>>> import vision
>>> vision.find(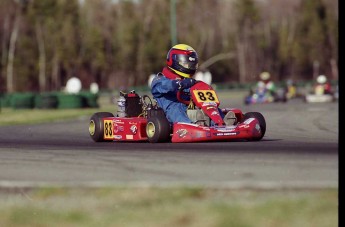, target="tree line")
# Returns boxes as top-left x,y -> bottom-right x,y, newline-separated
0,0 -> 338,93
